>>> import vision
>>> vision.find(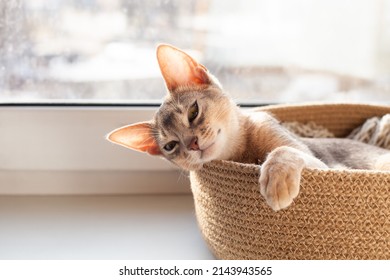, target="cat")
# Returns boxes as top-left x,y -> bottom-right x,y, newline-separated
107,44 -> 390,211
